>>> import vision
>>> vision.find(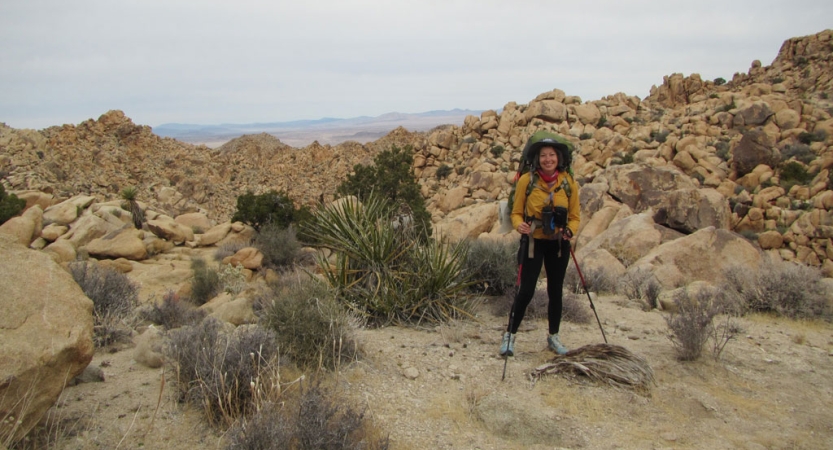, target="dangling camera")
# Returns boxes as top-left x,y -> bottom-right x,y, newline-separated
542,205 -> 568,236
